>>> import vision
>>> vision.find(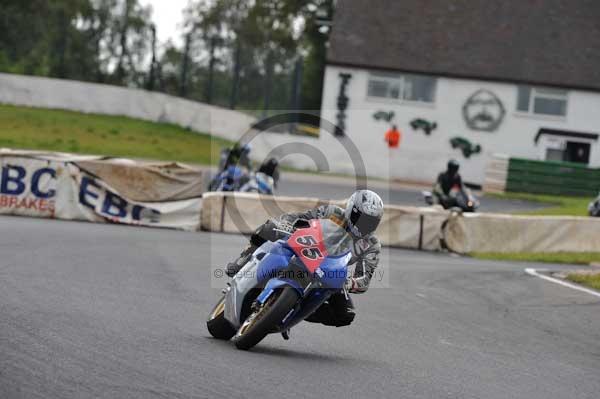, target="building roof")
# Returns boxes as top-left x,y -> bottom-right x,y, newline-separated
327,0 -> 600,91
